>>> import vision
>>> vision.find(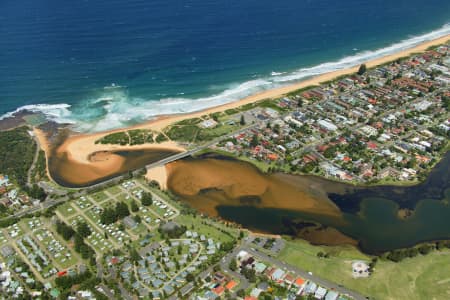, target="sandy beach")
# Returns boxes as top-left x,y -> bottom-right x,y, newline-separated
36,34 -> 449,186
145,165 -> 168,189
